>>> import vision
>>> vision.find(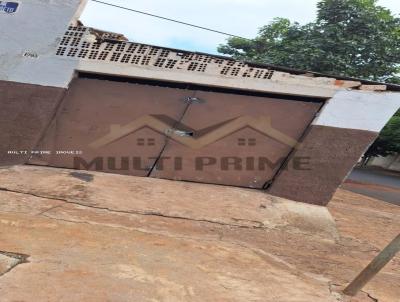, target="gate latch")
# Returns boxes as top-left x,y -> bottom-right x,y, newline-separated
184,96 -> 205,104
165,128 -> 194,137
